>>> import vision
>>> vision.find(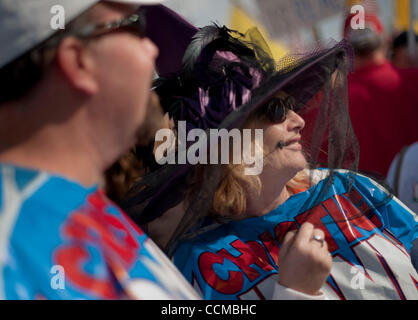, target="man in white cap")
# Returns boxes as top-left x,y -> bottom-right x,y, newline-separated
0,0 -> 199,299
